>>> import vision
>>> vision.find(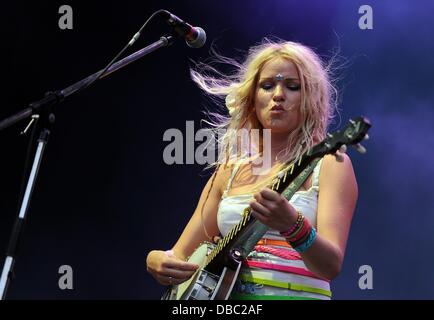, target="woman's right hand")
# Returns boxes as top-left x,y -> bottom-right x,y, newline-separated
146,250 -> 199,286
